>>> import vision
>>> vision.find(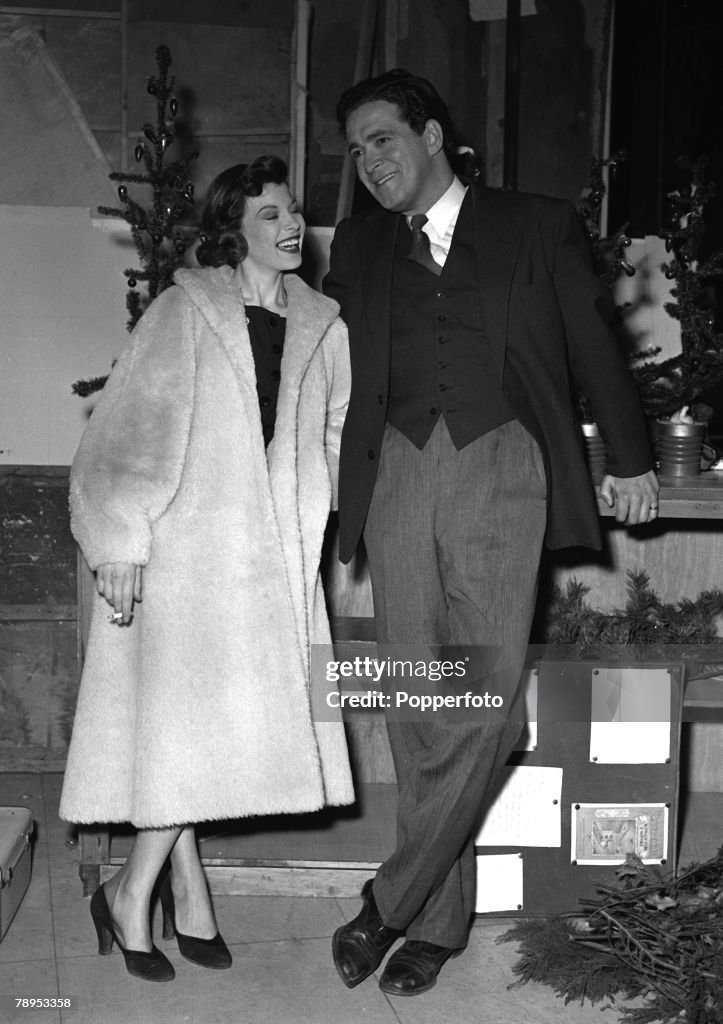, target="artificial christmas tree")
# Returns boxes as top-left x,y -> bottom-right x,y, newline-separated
631,157 -> 723,424
73,45 -> 198,397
